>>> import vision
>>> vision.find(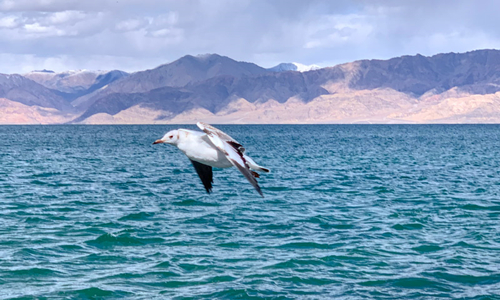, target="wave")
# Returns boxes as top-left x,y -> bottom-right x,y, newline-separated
85,233 -> 164,248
